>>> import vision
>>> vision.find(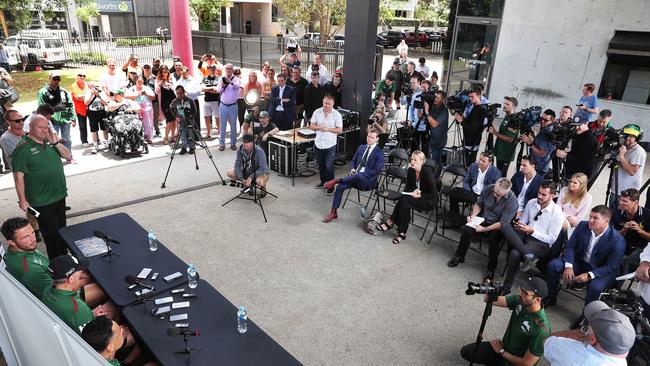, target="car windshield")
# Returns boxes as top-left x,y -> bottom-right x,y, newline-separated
44,39 -> 64,48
